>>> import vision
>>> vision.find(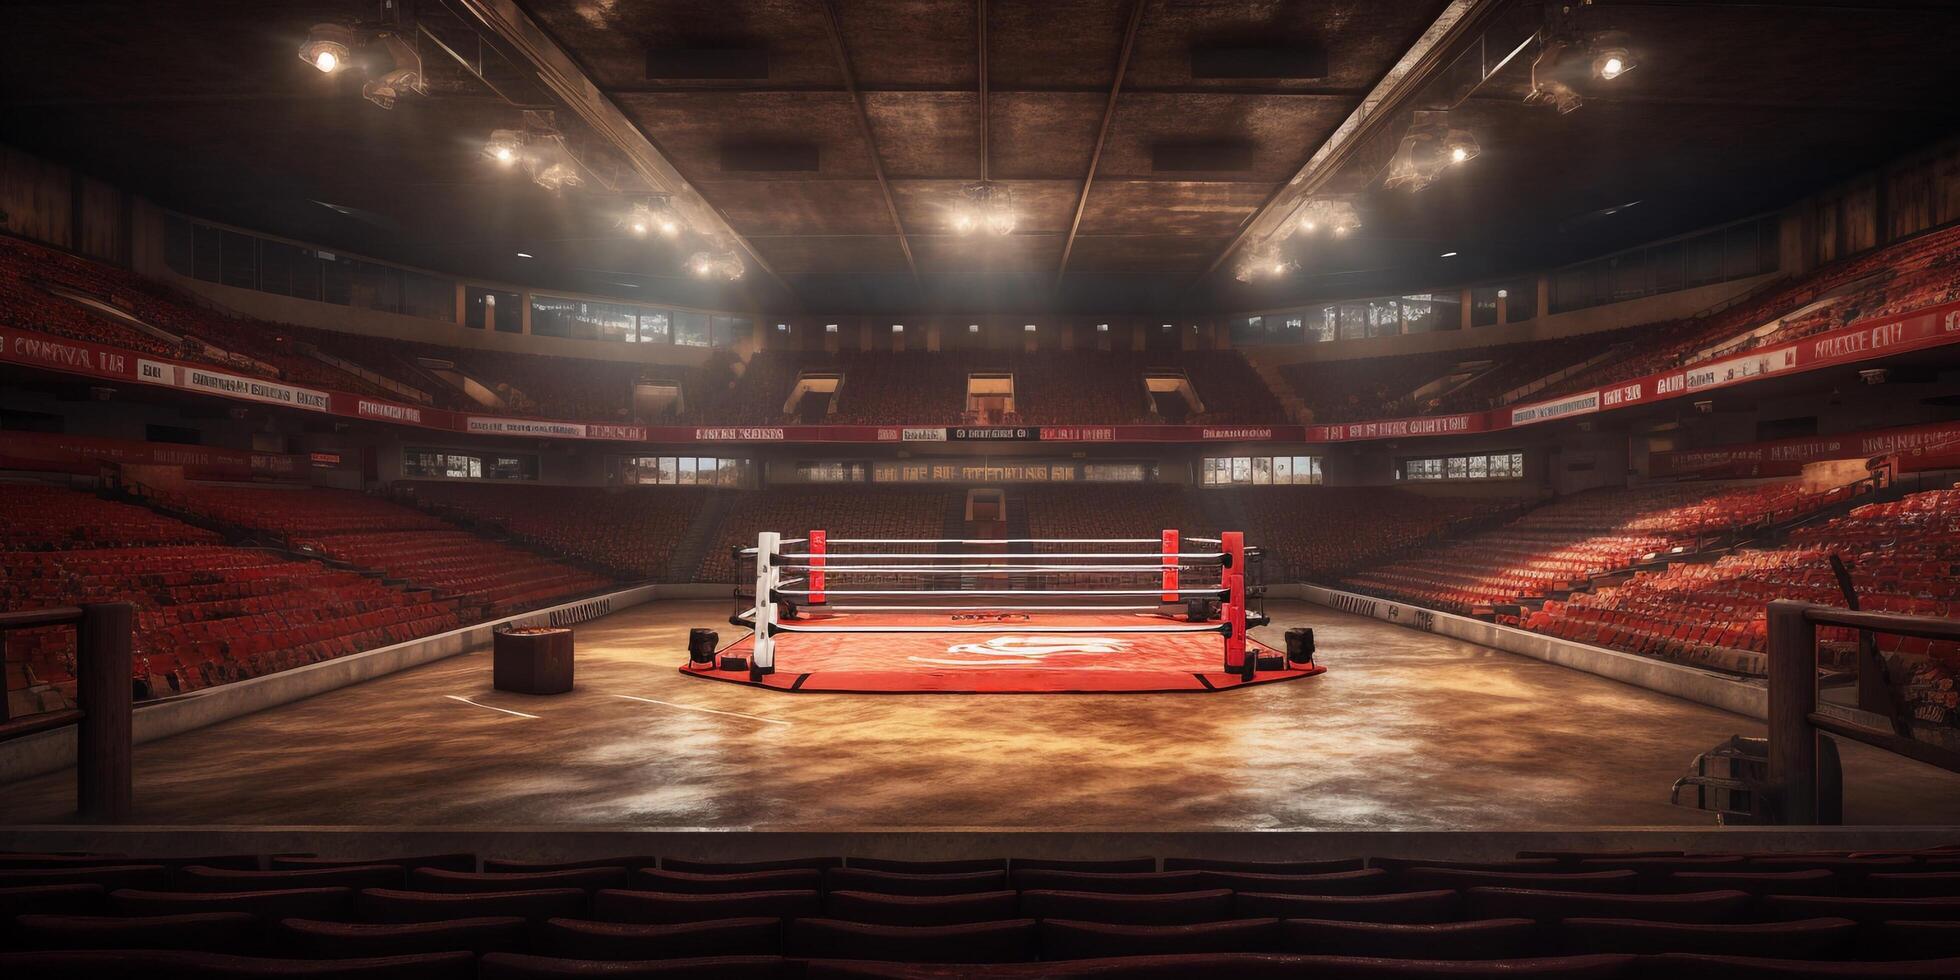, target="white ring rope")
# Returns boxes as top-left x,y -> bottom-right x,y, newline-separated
777,552 -> 1224,561
772,623 -> 1226,635
779,563 -> 1204,573
825,604 -> 1165,612
776,588 -> 1225,597
819,537 -> 1174,545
